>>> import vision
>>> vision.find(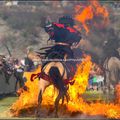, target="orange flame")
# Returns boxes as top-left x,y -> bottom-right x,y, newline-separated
11,66 -> 41,115
74,0 -> 109,34
115,84 -> 120,104
11,56 -> 120,119
11,55 -> 91,115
